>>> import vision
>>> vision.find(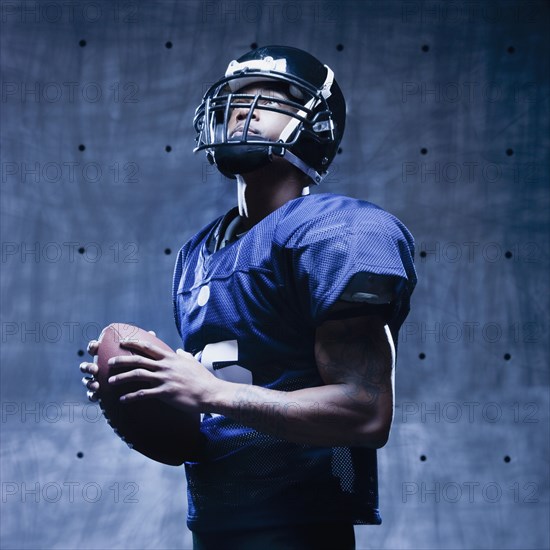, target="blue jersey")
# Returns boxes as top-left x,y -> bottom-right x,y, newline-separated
172,193 -> 416,532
